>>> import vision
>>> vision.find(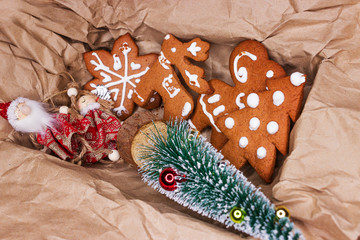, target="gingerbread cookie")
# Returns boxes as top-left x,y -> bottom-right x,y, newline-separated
132,34 -> 213,120
83,33 -> 161,120
189,40 -> 286,149
216,72 -> 306,182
